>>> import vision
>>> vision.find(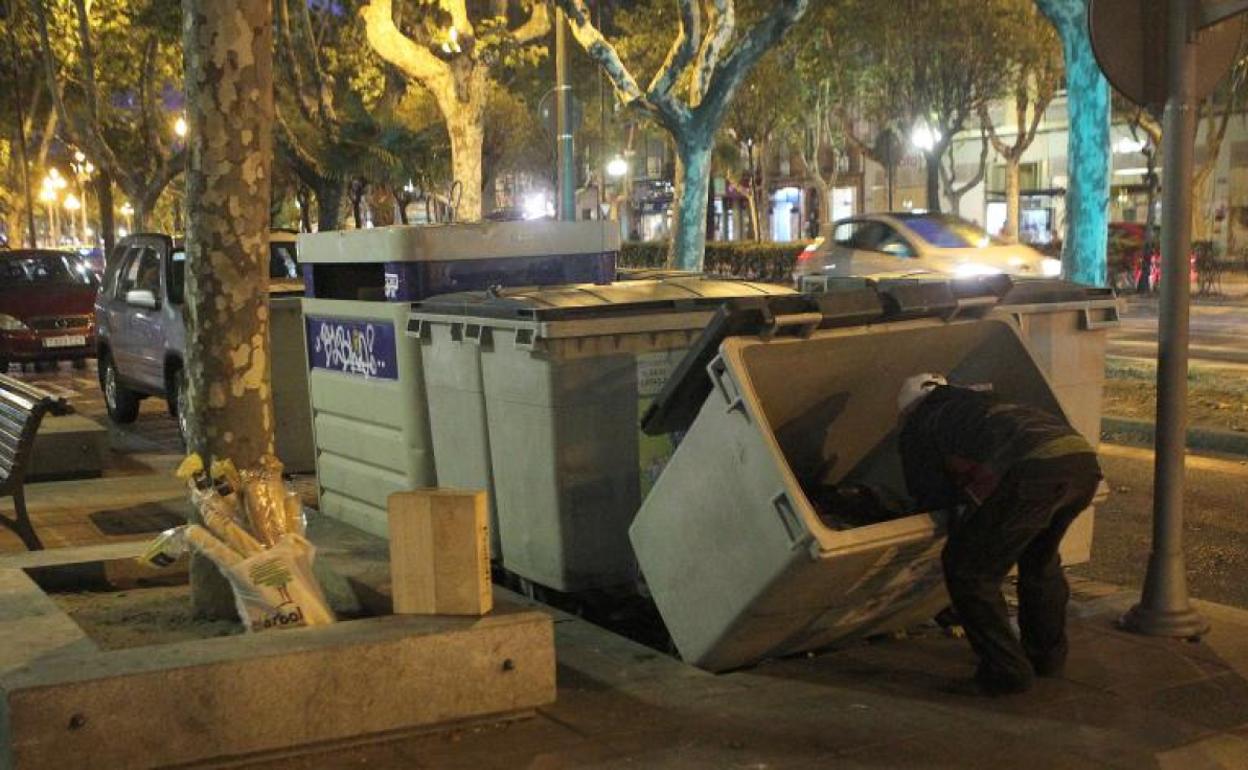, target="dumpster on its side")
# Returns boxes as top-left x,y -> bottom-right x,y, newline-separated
630,281 -> 1111,672
799,274 -> 1120,565
299,221 -> 619,537
407,277 -> 796,590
